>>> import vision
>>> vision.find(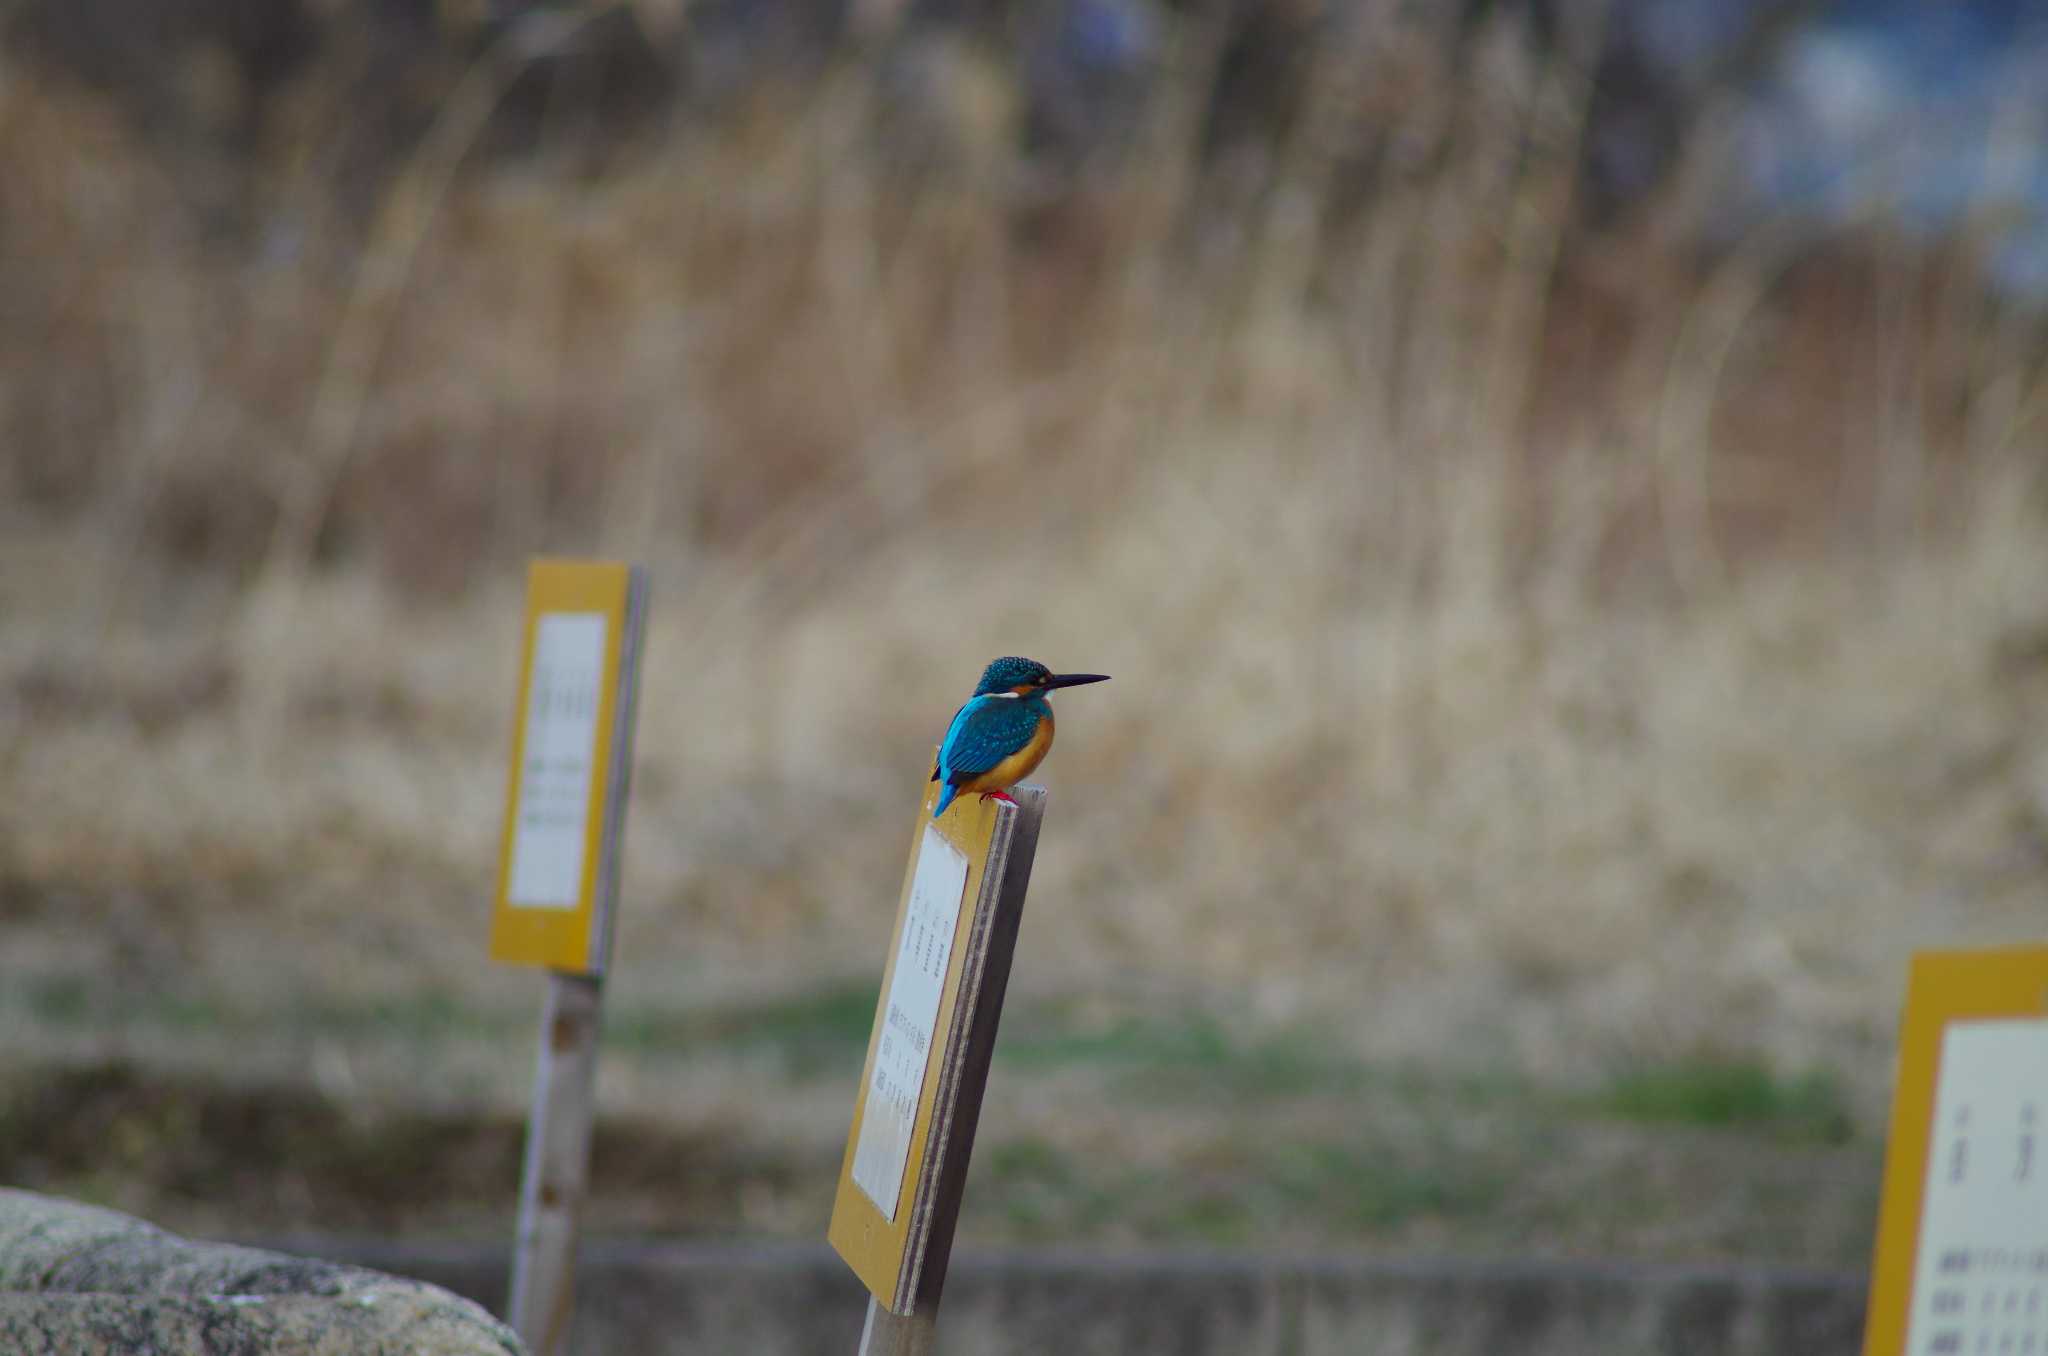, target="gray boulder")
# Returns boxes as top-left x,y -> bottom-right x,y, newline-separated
0,1188 -> 523,1356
